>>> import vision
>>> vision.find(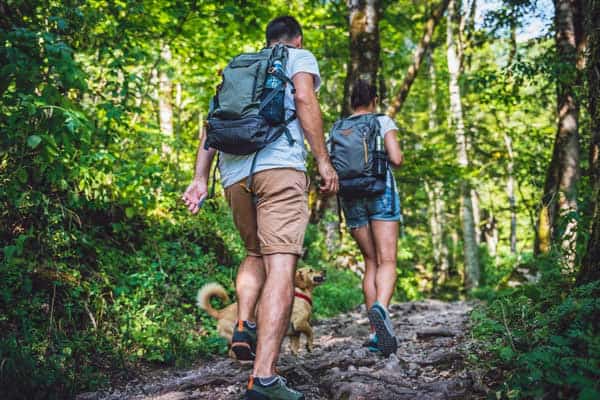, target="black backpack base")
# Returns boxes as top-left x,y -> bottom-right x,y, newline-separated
206,115 -> 273,156
339,176 -> 386,198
